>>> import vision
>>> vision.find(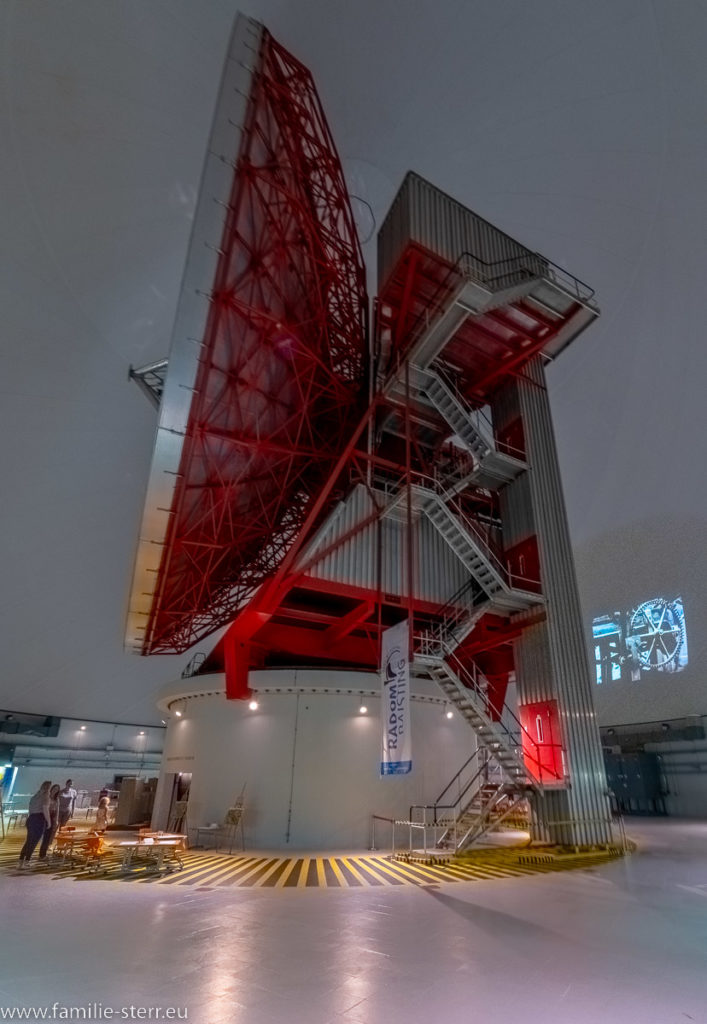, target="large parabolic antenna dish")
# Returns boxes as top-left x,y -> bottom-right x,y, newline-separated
126,15 -> 368,655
